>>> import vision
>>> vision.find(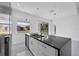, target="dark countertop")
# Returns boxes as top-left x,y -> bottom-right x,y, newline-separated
43,35 -> 71,49
29,34 -> 71,49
